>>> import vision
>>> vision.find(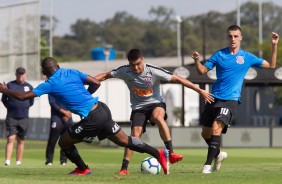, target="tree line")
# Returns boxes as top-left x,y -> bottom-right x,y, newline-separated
42,1 -> 282,64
